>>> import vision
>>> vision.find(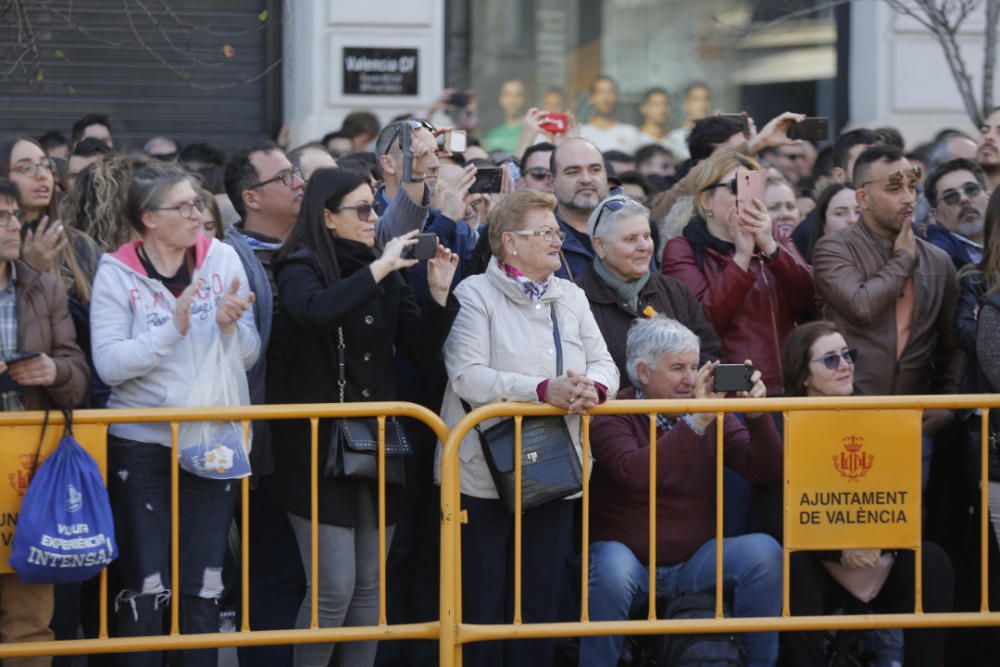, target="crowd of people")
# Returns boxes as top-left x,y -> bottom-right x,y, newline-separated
1,74 -> 1000,667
